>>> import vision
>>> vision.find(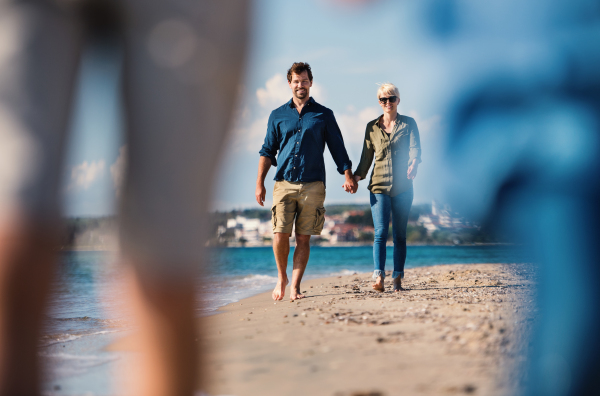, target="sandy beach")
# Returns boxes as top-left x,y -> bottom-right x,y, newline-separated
198,263 -> 537,396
